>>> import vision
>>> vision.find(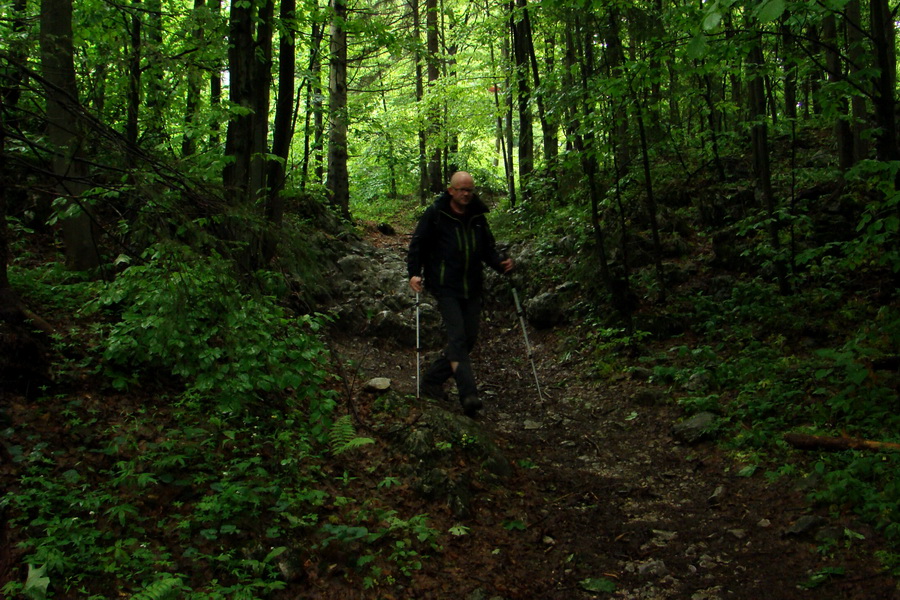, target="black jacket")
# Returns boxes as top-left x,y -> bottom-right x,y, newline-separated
407,192 -> 506,299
